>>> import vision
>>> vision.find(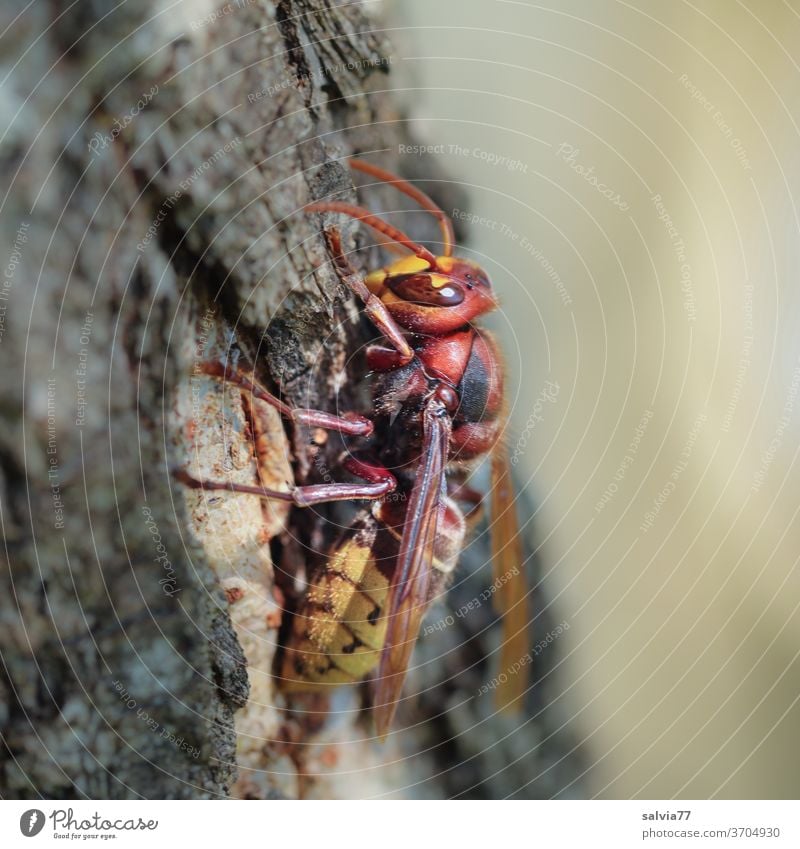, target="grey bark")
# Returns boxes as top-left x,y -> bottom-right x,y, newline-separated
0,0 -> 579,799
0,0 -> 403,800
